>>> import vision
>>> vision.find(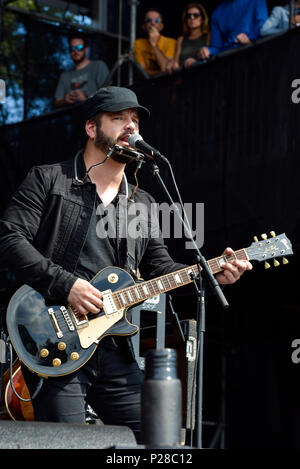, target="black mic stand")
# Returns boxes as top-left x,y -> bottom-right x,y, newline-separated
147,158 -> 229,449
